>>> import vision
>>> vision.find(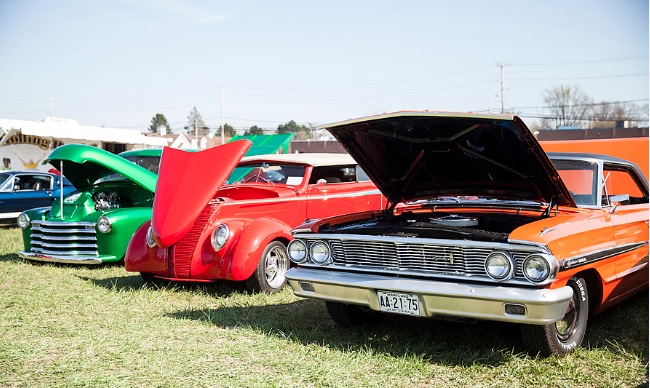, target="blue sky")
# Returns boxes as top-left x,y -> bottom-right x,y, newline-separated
0,0 -> 647,133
